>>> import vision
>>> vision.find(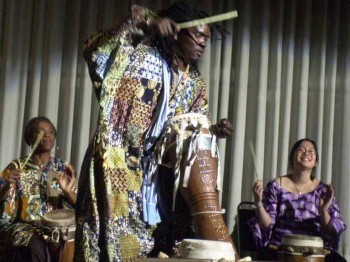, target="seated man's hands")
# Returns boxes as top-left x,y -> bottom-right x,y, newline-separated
59,164 -> 76,194
6,168 -> 21,185
0,168 -> 21,202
